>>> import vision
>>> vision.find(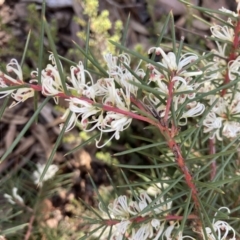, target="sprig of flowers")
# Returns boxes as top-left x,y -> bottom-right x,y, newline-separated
97,191 -> 173,240
97,193 -> 236,240
201,2 -> 240,141
0,59 -> 34,107
197,207 -> 236,240
0,48 -> 206,146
